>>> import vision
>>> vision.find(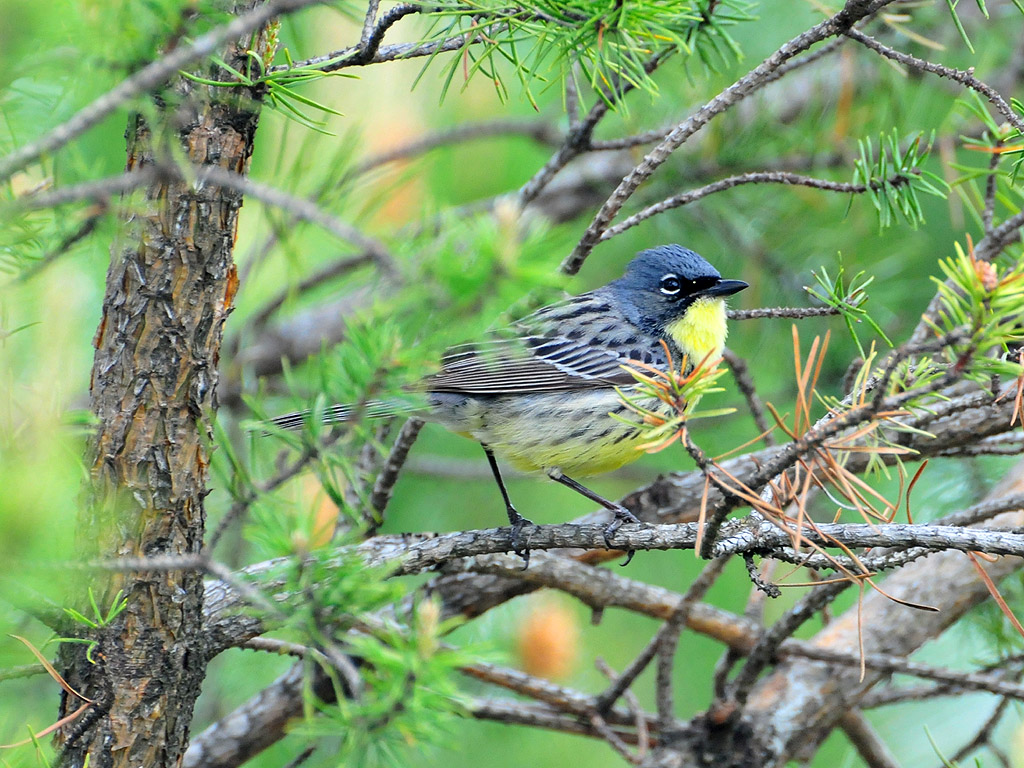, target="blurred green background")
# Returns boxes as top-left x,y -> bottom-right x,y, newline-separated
2,1 -> 1024,766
